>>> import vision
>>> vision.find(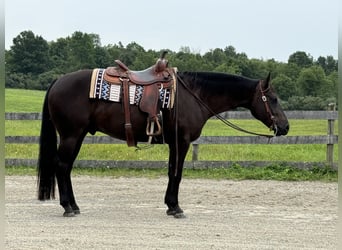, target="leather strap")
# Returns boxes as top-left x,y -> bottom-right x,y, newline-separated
122,78 -> 135,146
